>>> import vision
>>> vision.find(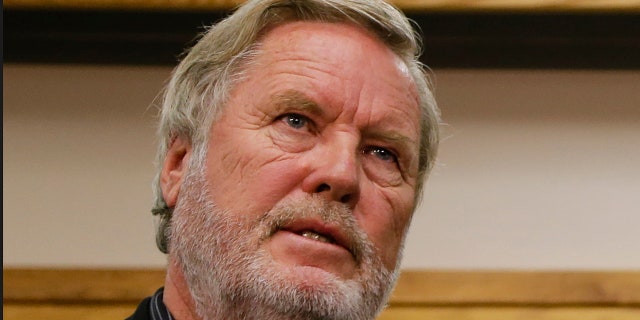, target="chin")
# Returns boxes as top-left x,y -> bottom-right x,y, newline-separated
279,263 -> 348,290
